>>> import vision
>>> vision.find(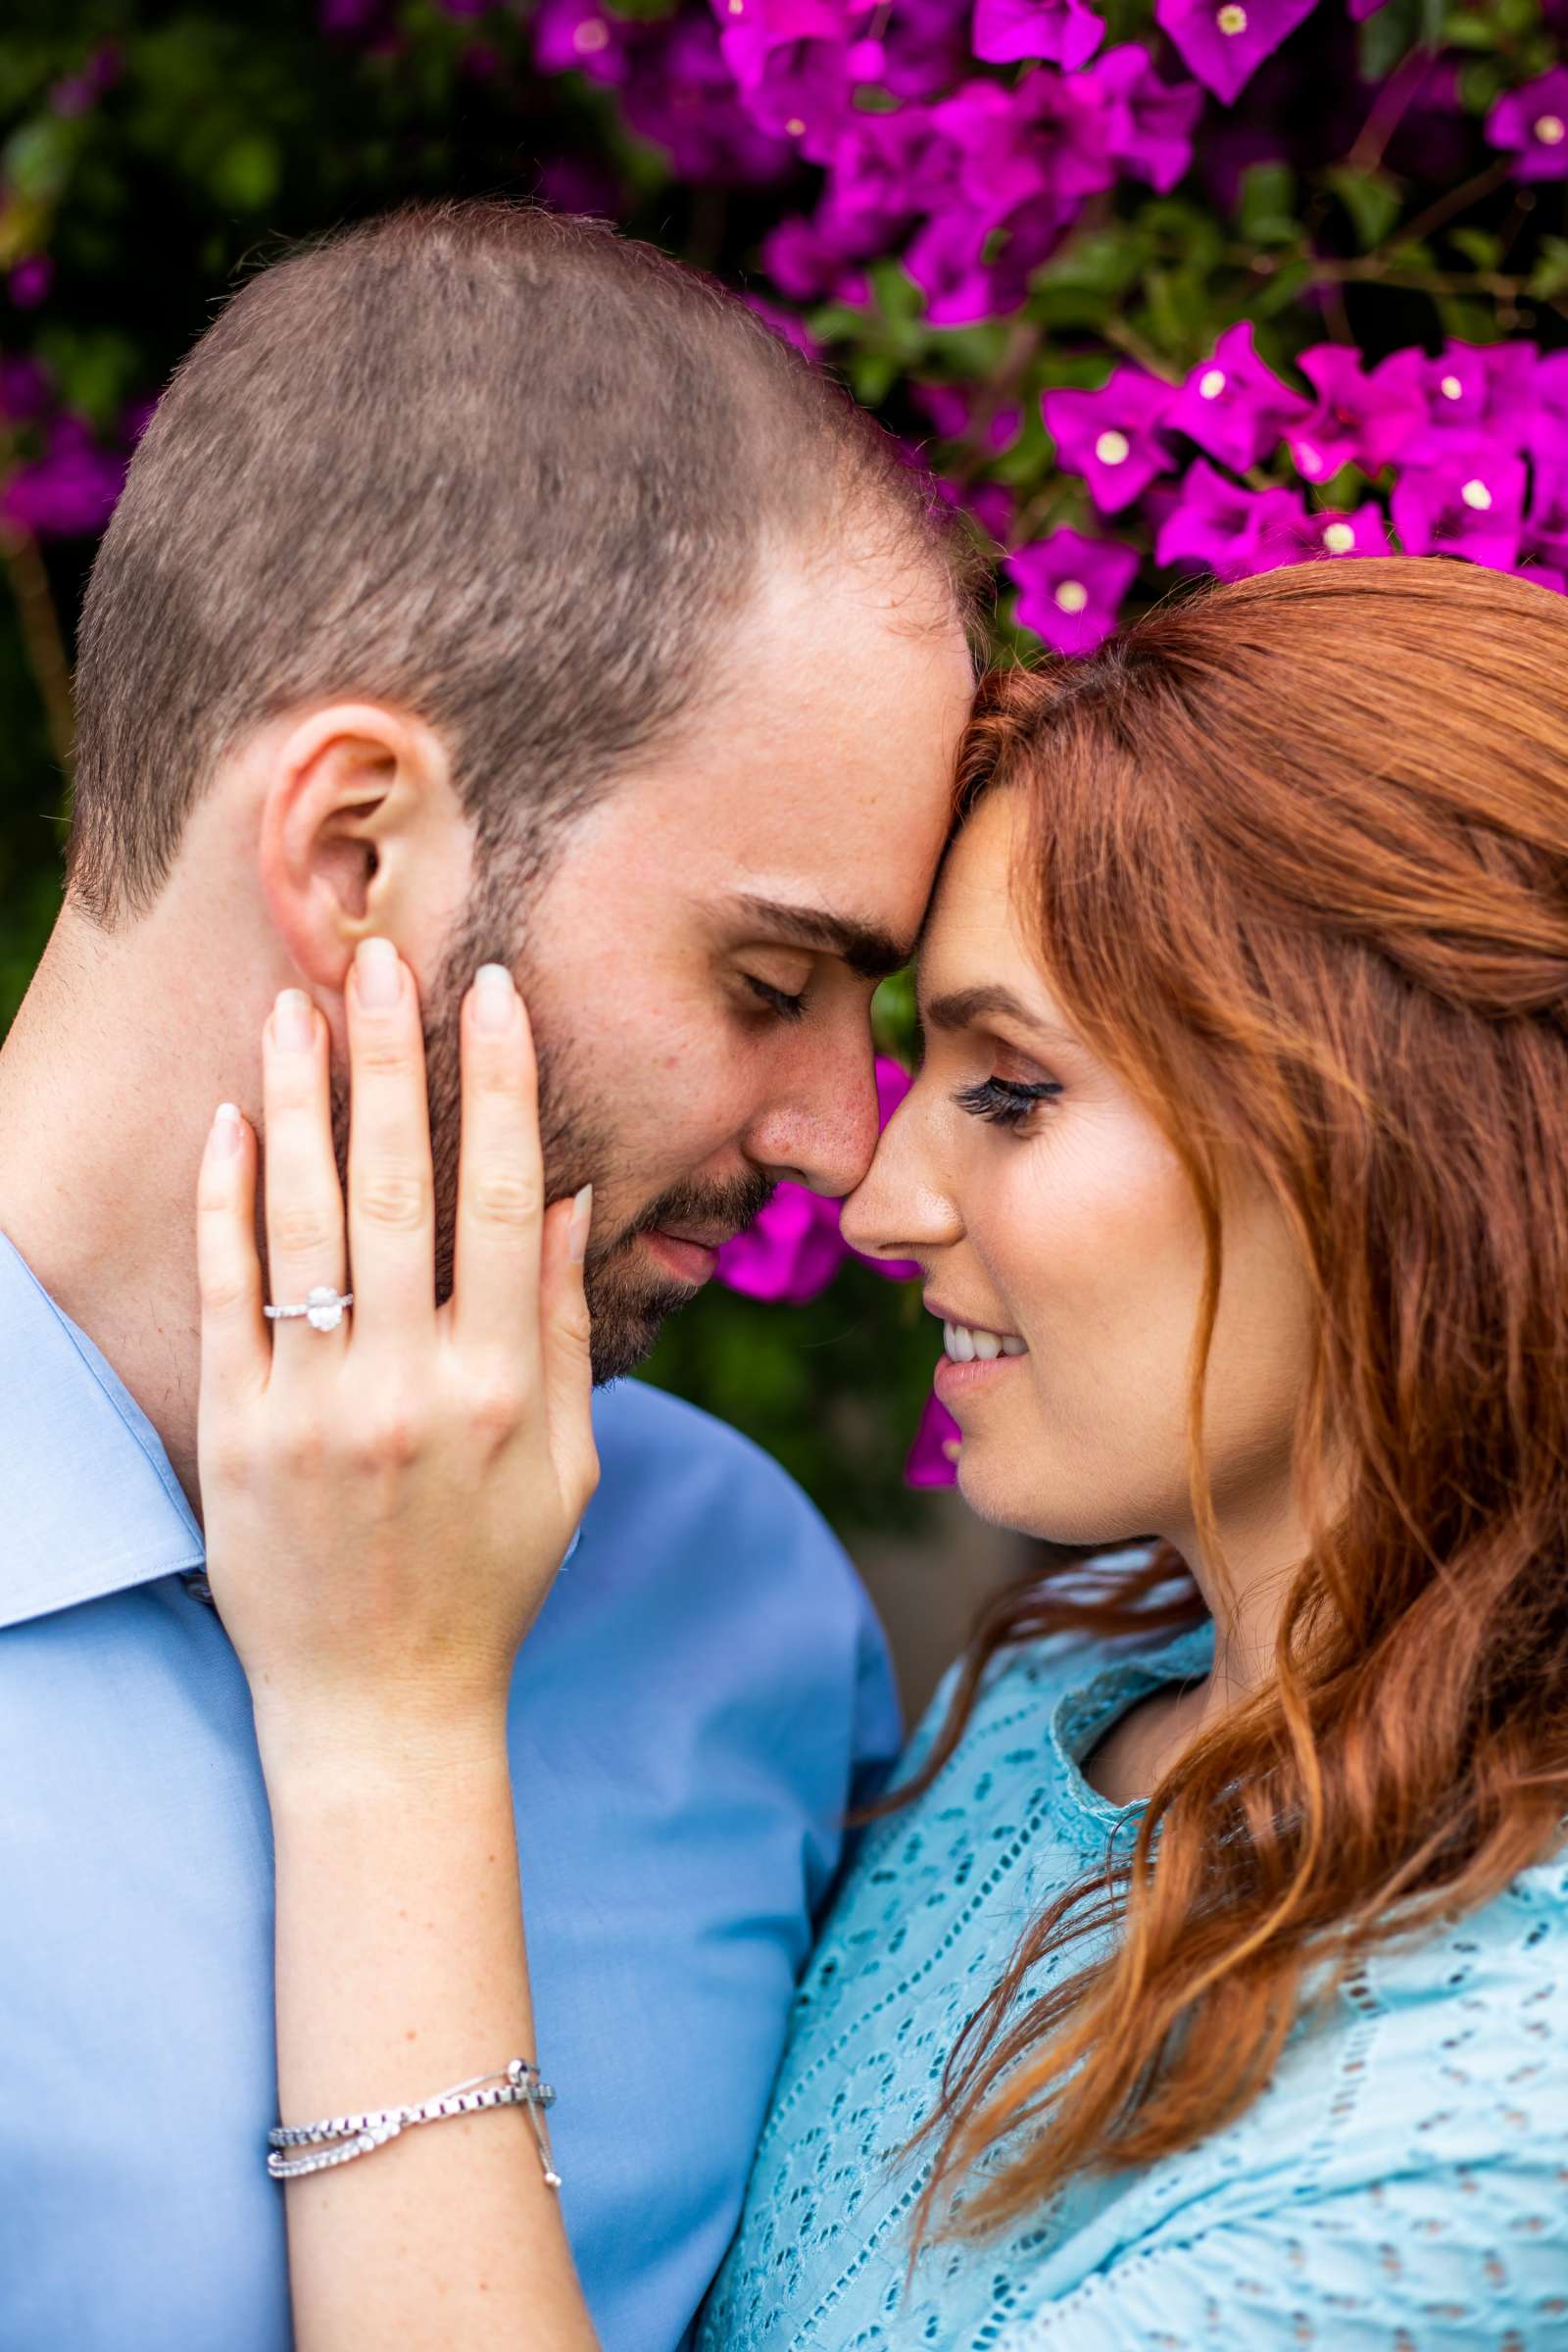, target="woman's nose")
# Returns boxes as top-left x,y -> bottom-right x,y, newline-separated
840,1079 -> 961,1261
